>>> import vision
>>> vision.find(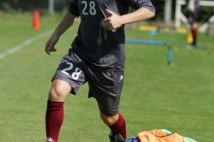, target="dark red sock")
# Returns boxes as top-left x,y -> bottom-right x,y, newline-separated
191,27 -> 198,46
109,113 -> 126,139
46,100 -> 64,142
